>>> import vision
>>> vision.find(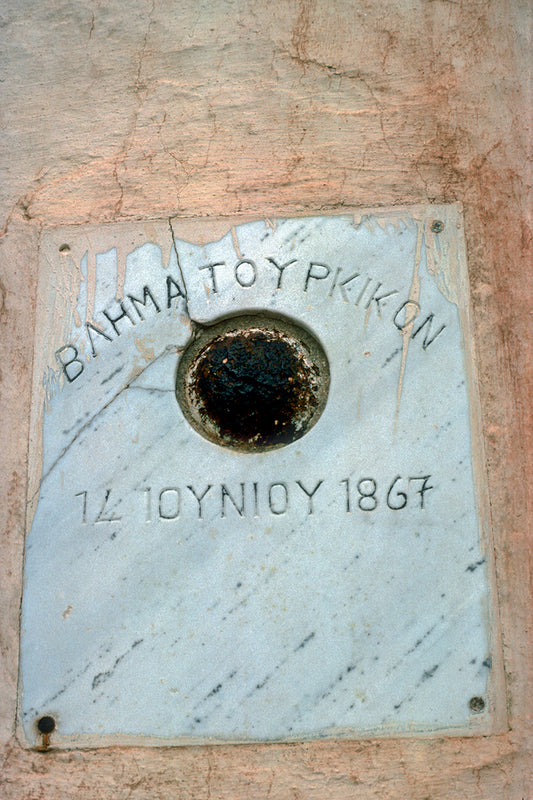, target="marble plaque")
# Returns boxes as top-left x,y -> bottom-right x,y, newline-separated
19,206 -> 503,747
